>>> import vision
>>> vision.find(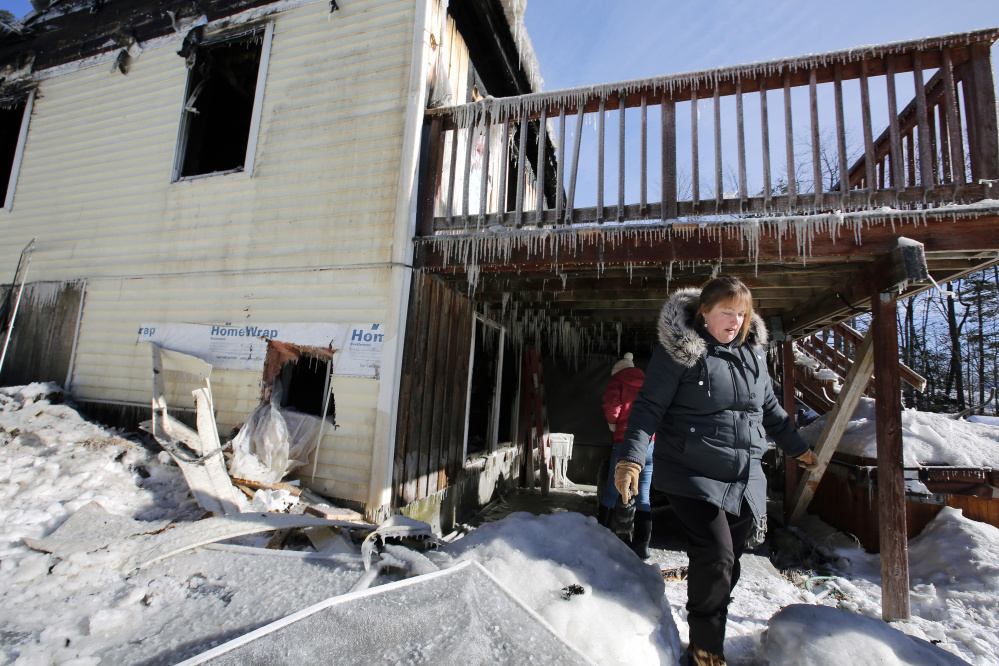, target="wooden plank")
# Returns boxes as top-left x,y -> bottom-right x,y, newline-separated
942,48 -> 967,184
426,283 -> 454,494
938,102 -> 952,182
535,107 -> 548,226
435,288 -> 461,491
905,132 -> 916,187
964,42 -> 999,181
662,96 -> 677,219
714,86 -> 723,208
691,90 -> 700,210
912,52 -> 935,188
462,125 -> 474,224
515,117 -> 528,227
404,276 -> 433,503
809,68 -> 823,208
860,65 -> 877,191
419,116 -> 444,236
789,327 -> 875,525
446,127 -> 459,221
872,291 -> 911,621
416,278 -> 442,500
784,72 -> 797,209
736,78 -> 747,201
598,96 -> 606,222
498,120 -> 510,222
446,292 -> 473,486
556,108 -> 566,223
834,63 -> 849,199
760,79 -> 772,208
886,57 -> 906,191
566,106 -> 584,223
927,103 -> 939,184
640,93 -> 648,214
478,115 -> 491,226
618,95 -> 626,221
393,277 -> 421,505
